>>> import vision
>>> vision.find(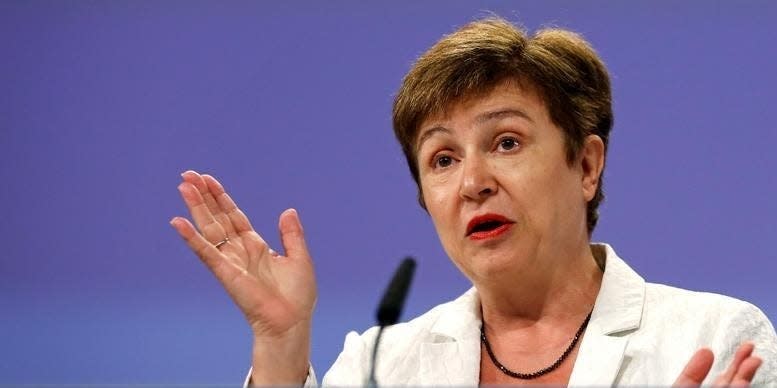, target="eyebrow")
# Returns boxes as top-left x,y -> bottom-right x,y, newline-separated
415,108 -> 533,152
476,108 -> 533,124
415,126 -> 451,153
